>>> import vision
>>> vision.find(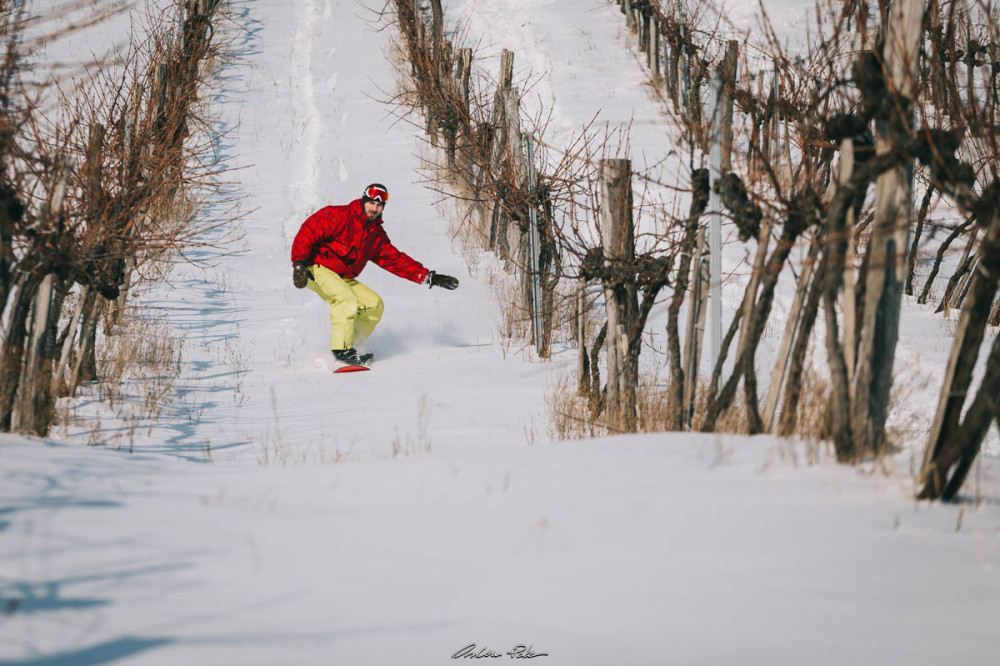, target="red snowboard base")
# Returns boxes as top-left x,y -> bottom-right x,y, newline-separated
333,365 -> 371,374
